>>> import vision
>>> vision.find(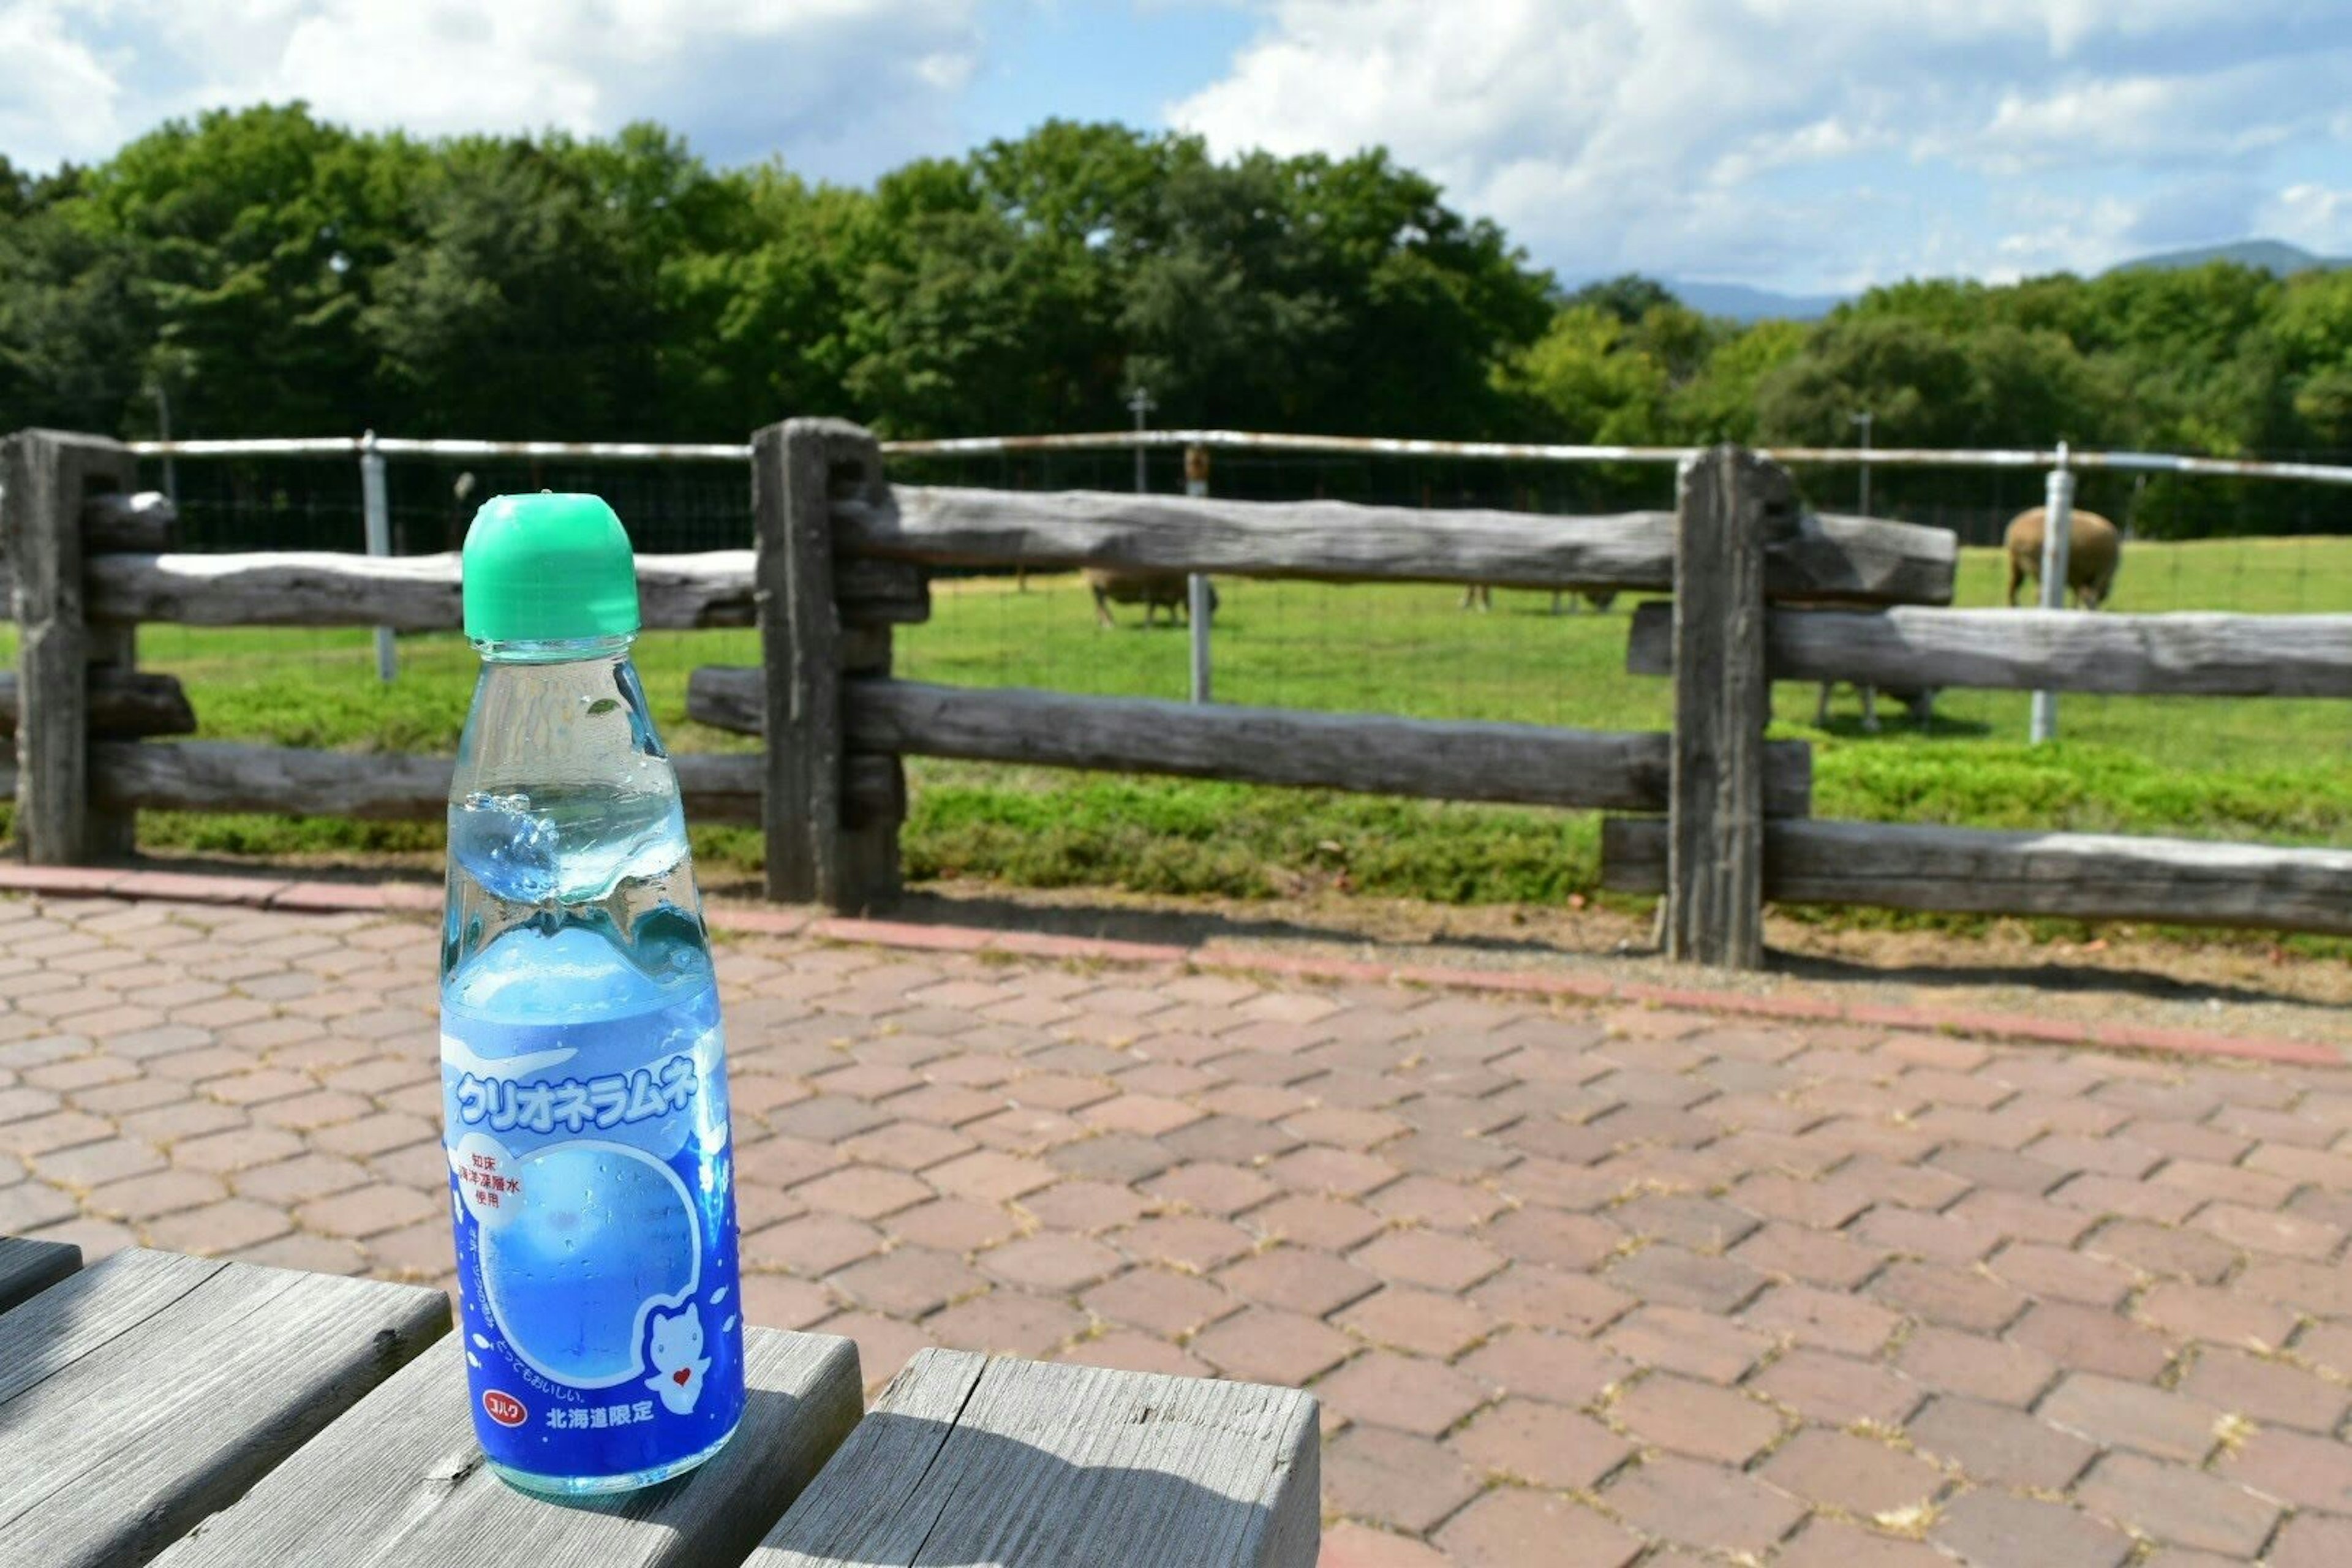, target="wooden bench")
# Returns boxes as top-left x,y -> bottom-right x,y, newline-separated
0,1237 -> 1321,1567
